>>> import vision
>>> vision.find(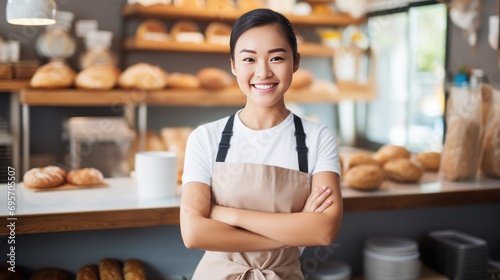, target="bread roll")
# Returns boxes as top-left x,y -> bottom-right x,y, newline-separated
76,265 -> 99,280
123,259 -> 146,280
136,19 -> 169,41
373,145 -> 411,166
118,63 -> 168,90
345,164 -> 385,191
346,152 -> 379,170
23,166 -> 67,188
67,168 -> 105,186
197,67 -> 233,90
76,65 -> 121,90
440,117 -> 481,181
30,268 -> 67,280
383,158 -> 424,183
167,72 -> 200,89
290,69 -> 314,90
99,259 -> 122,280
205,22 -> 232,45
206,0 -> 235,11
30,61 -> 76,89
171,21 -> 204,43
413,152 -> 441,172
480,119 -> 500,178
